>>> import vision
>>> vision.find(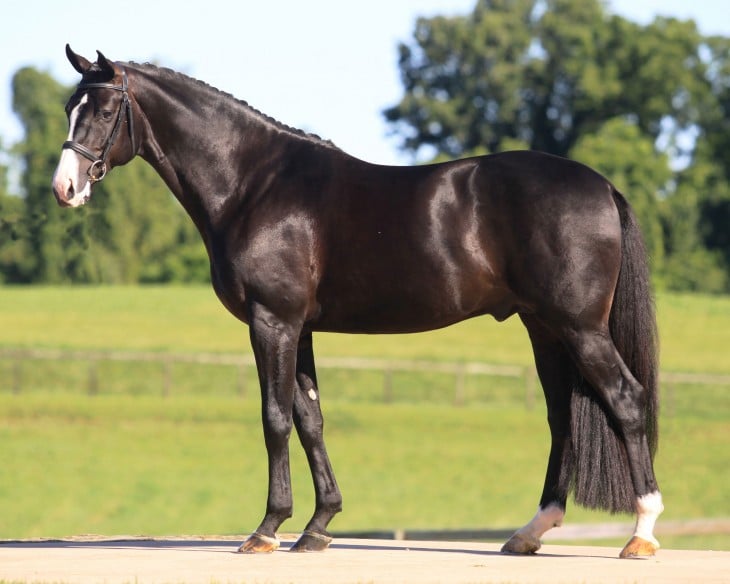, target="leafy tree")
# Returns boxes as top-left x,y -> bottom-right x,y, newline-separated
385,0 -> 710,160
81,158 -> 207,284
0,139 -> 28,282
692,35 -> 730,274
8,67 -> 209,284
569,117 -> 670,278
385,0 -> 730,292
384,0 -> 536,159
12,66 -> 95,283
663,147 -> 729,293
